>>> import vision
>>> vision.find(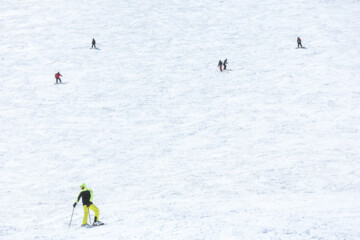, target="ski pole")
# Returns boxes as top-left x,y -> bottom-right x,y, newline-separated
69,207 -> 75,229
88,206 -> 92,225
